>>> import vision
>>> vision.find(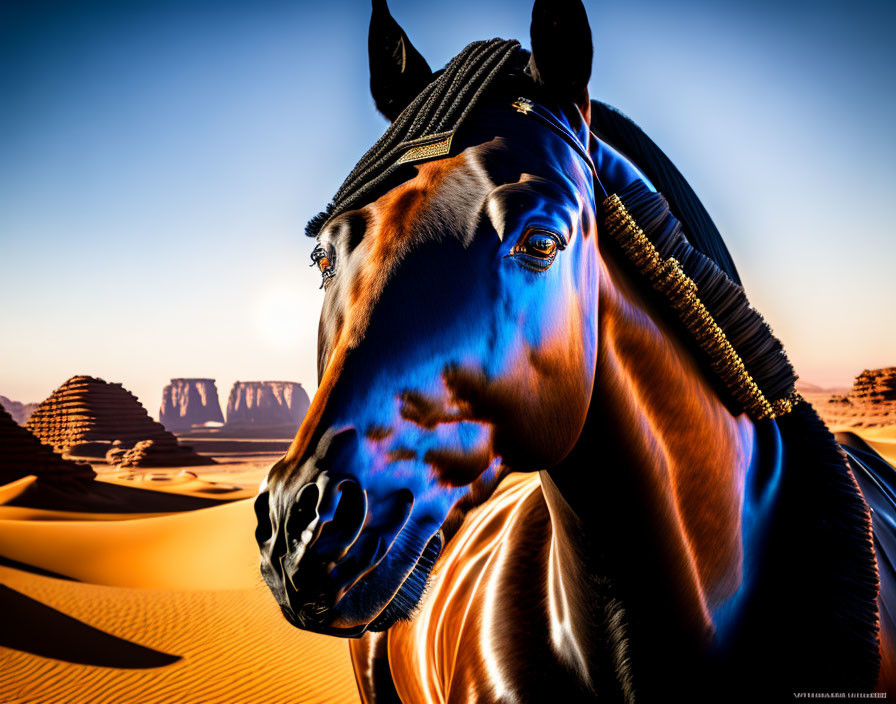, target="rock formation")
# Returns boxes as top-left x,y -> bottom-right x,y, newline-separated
106,439 -> 197,468
159,378 -> 225,431
810,367 -> 896,429
25,375 -> 214,467
225,381 -> 310,430
0,395 -> 38,425
851,368 -> 896,404
0,403 -> 95,484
